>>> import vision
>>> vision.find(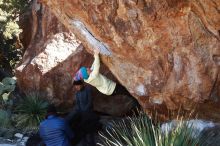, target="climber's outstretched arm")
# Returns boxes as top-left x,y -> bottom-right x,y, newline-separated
90,49 -> 100,76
